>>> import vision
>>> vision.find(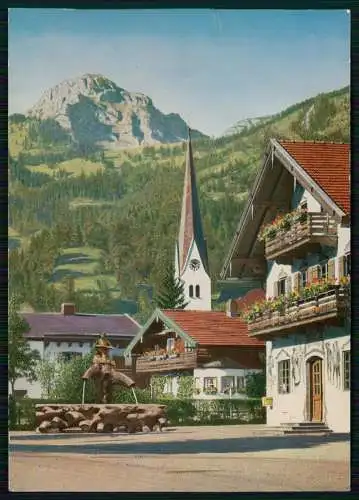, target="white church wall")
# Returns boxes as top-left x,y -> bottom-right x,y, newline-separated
180,240 -> 211,311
